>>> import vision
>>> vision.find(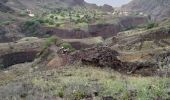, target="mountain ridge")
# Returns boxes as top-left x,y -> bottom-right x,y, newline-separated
122,0 -> 170,20
0,0 -> 113,12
